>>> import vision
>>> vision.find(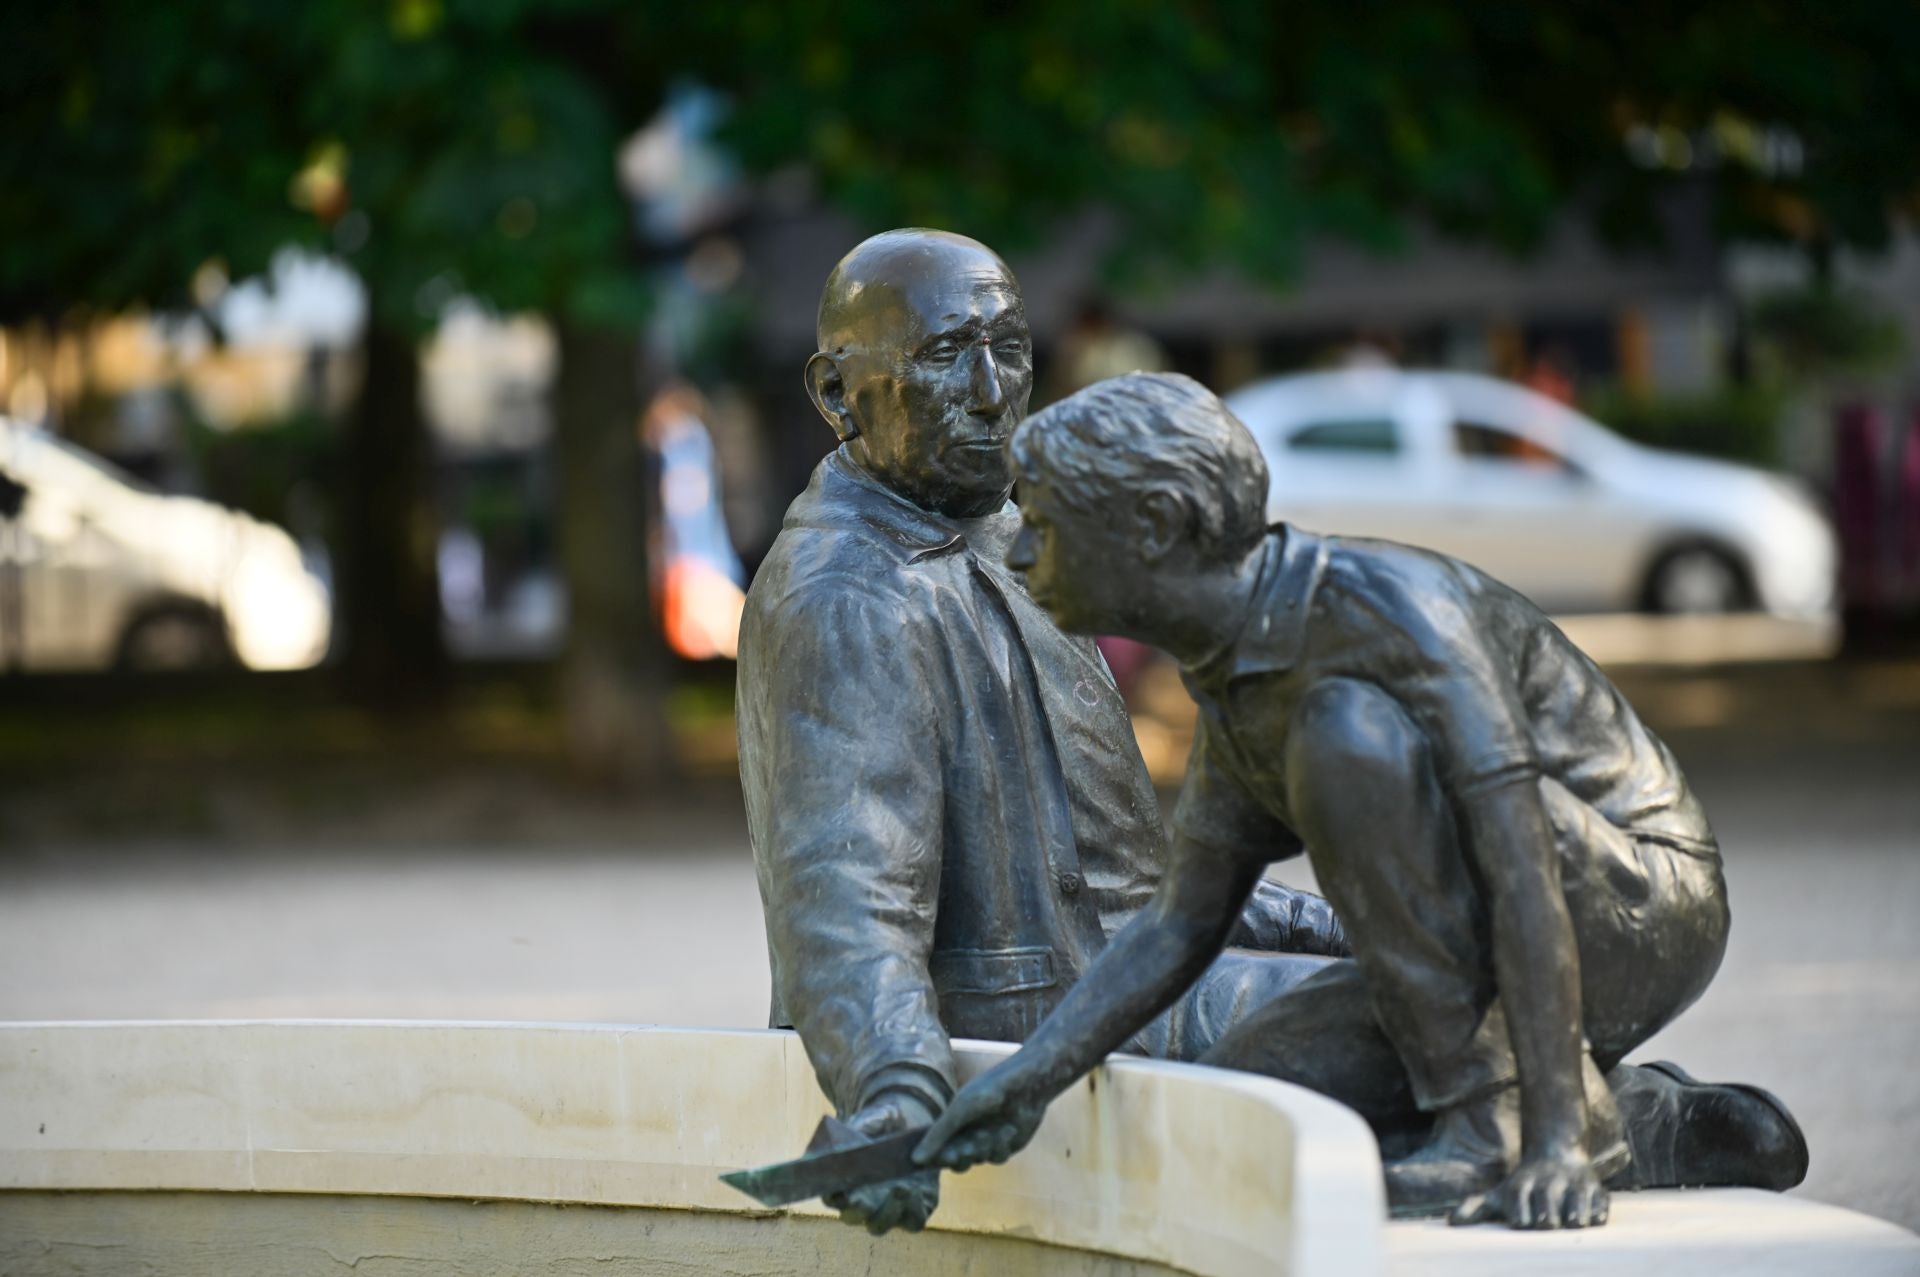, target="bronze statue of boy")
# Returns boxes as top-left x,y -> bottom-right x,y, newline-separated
915,371 -> 1807,1229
